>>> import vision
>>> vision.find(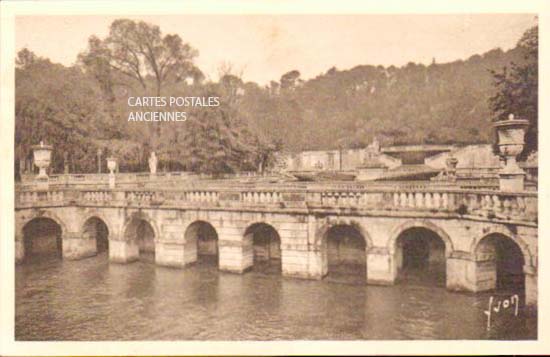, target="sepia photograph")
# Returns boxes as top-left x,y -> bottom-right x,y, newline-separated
0,1 -> 546,354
